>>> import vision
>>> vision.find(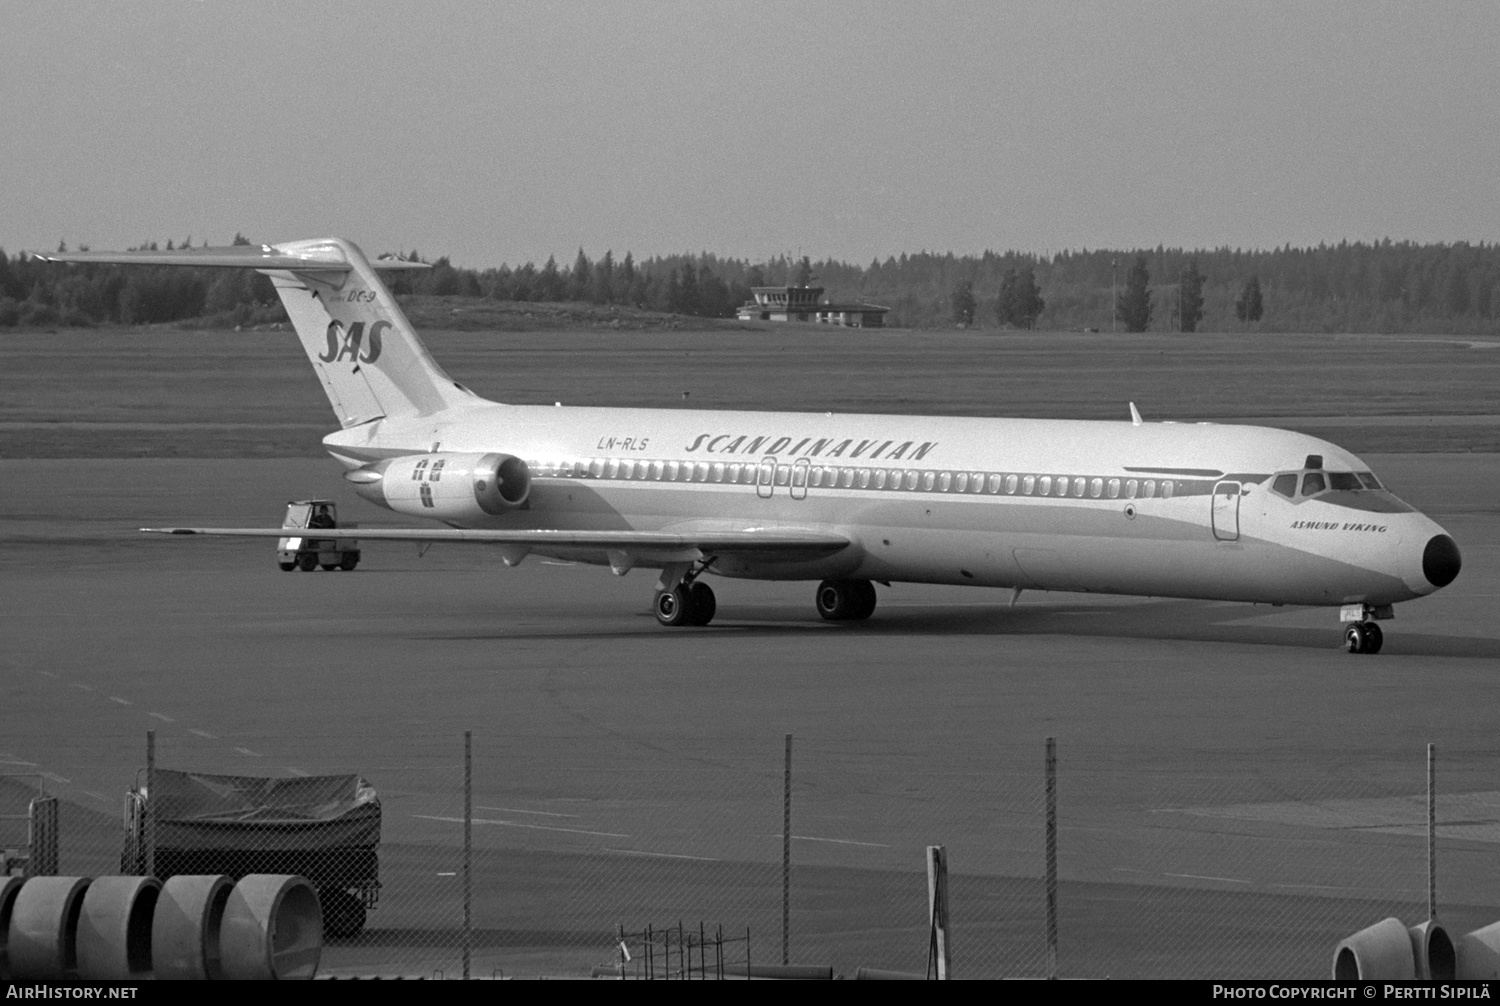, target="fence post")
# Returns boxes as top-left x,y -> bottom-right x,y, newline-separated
1045,736 -> 1058,980
782,732 -> 792,965
463,729 -> 472,980
1428,742 -> 1436,922
927,844 -> 951,979
145,729 -> 156,879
